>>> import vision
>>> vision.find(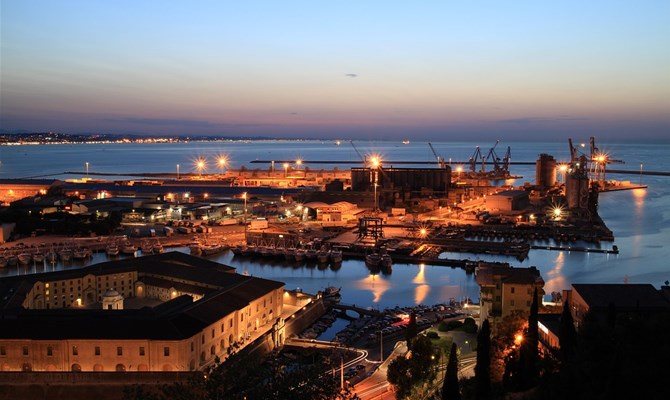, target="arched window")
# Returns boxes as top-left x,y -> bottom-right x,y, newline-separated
210,345 -> 215,355
116,364 -> 126,372
22,363 -> 32,372
71,364 -> 82,372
